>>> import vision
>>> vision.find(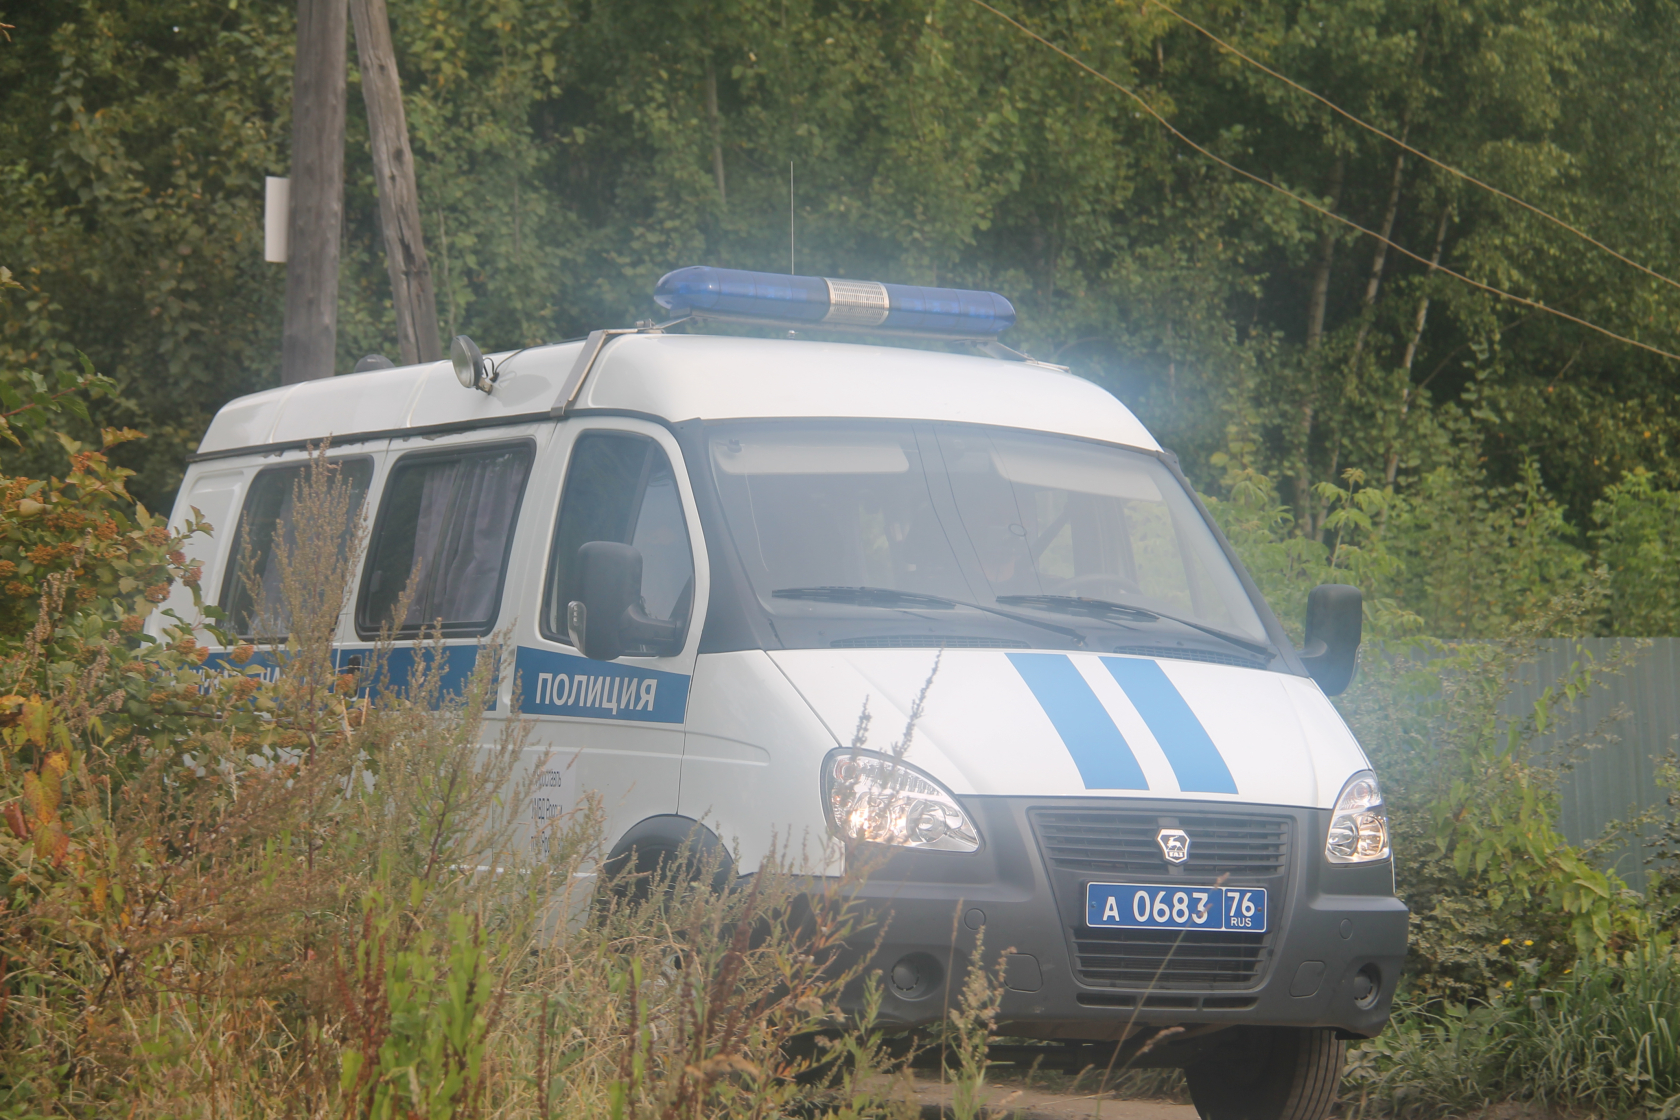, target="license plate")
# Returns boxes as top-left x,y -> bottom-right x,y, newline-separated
1086,883 -> 1268,932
